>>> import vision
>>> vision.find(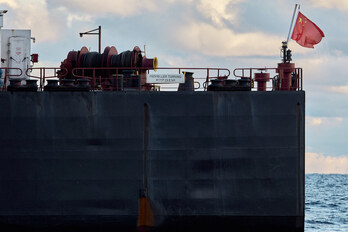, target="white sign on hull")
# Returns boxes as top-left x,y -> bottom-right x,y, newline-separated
147,74 -> 185,84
